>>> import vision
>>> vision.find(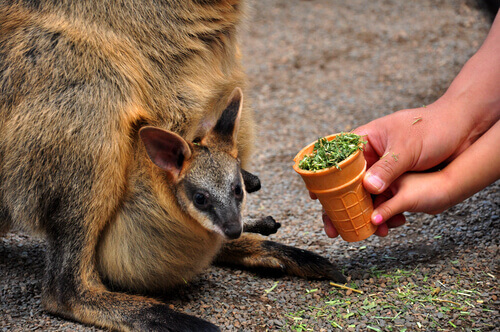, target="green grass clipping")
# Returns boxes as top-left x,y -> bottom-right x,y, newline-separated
298,133 -> 366,171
